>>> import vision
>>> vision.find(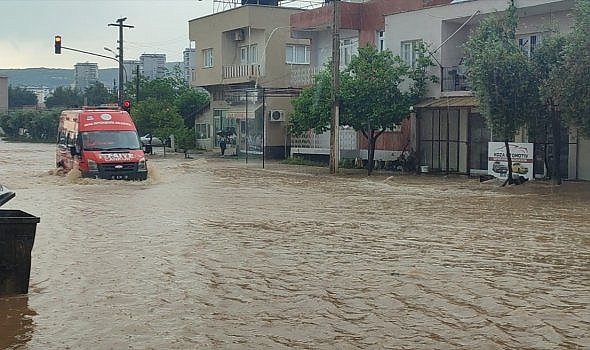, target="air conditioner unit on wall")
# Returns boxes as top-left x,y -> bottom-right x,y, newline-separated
269,110 -> 285,122
233,29 -> 244,41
